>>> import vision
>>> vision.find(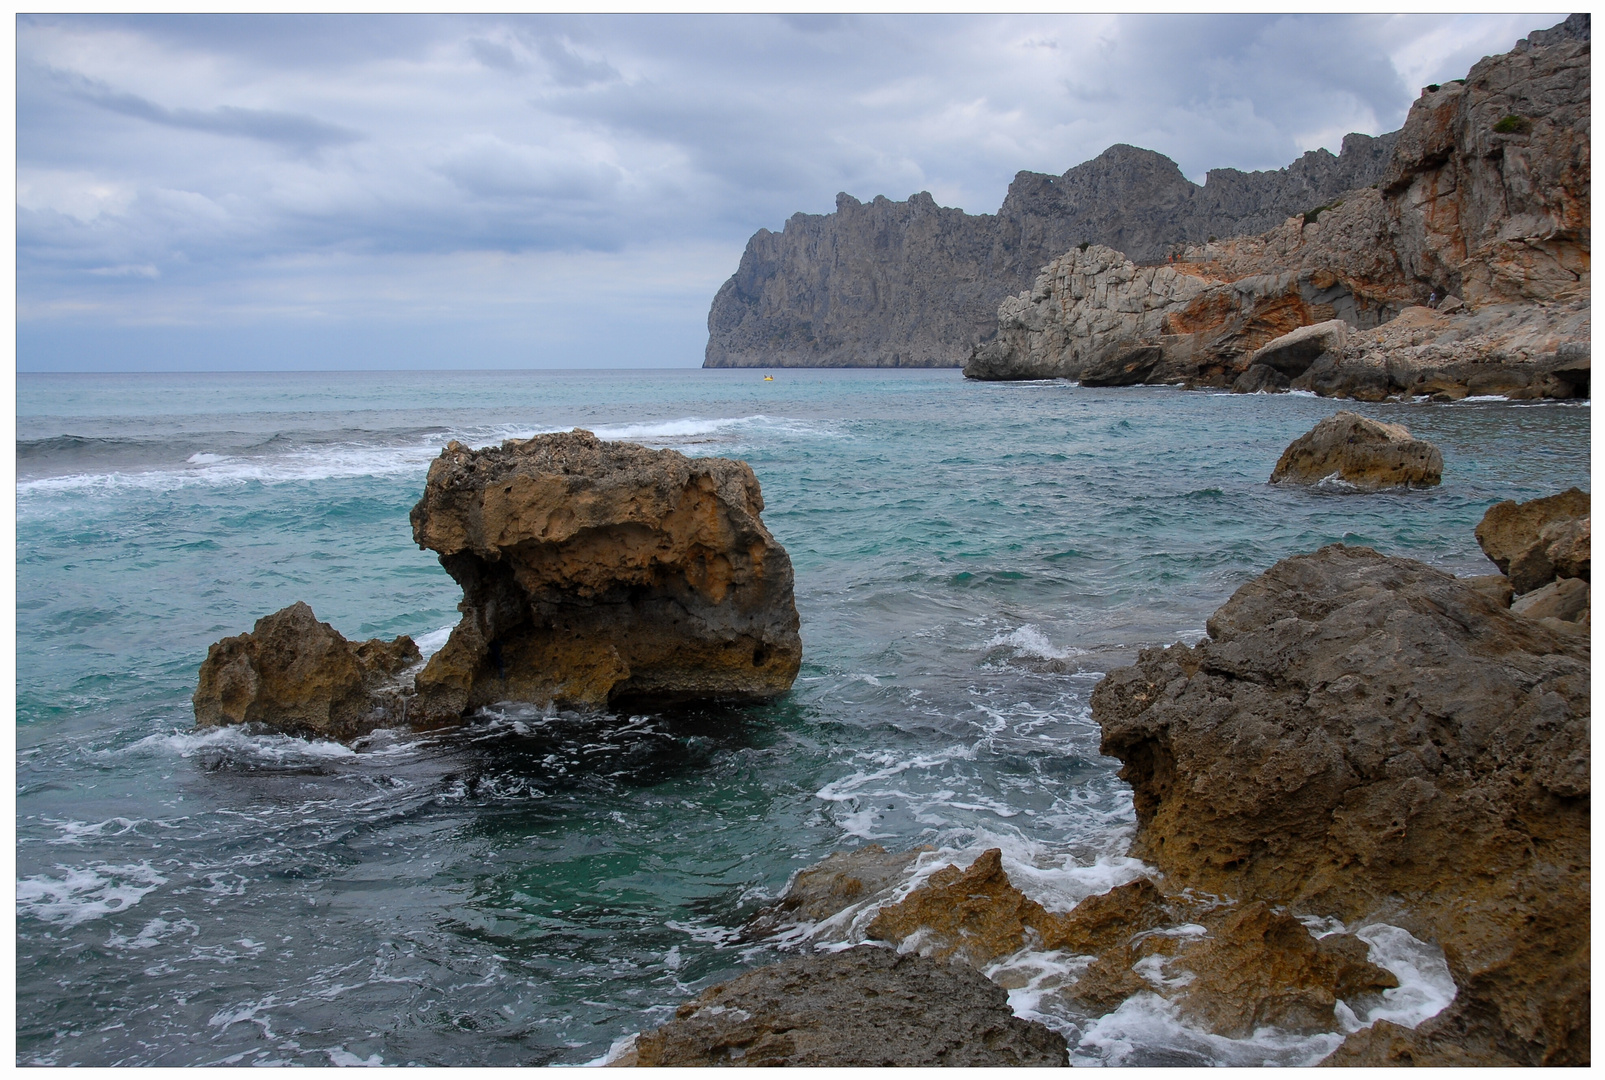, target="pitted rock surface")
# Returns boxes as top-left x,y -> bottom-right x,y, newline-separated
193,601 -> 419,740
408,430 -> 801,721
1269,411 -> 1443,491
618,946 -> 1067,1066
1475,487 -> 1590,593
1091,543 -> 1590,1064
